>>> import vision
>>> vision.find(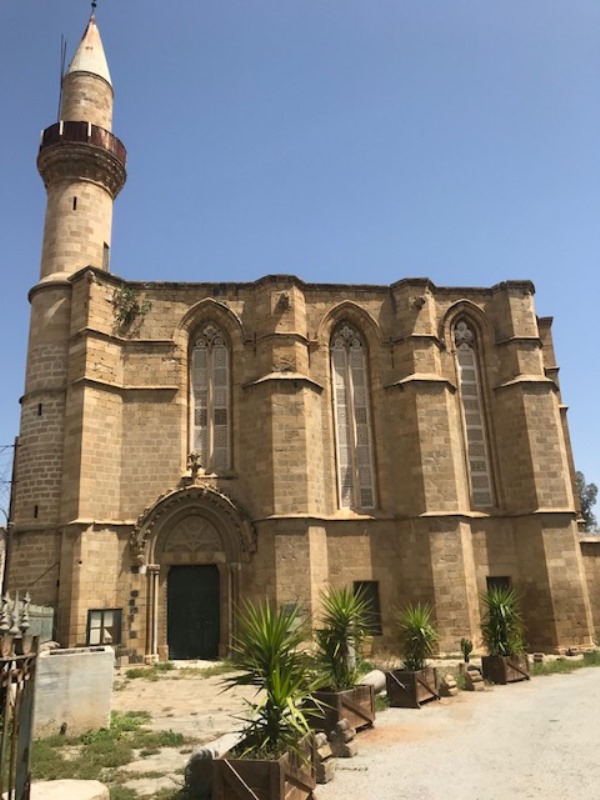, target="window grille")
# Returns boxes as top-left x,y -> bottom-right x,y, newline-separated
331,323 -> 375,510
454,320 -> 494,509
191,323 -> 231,471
